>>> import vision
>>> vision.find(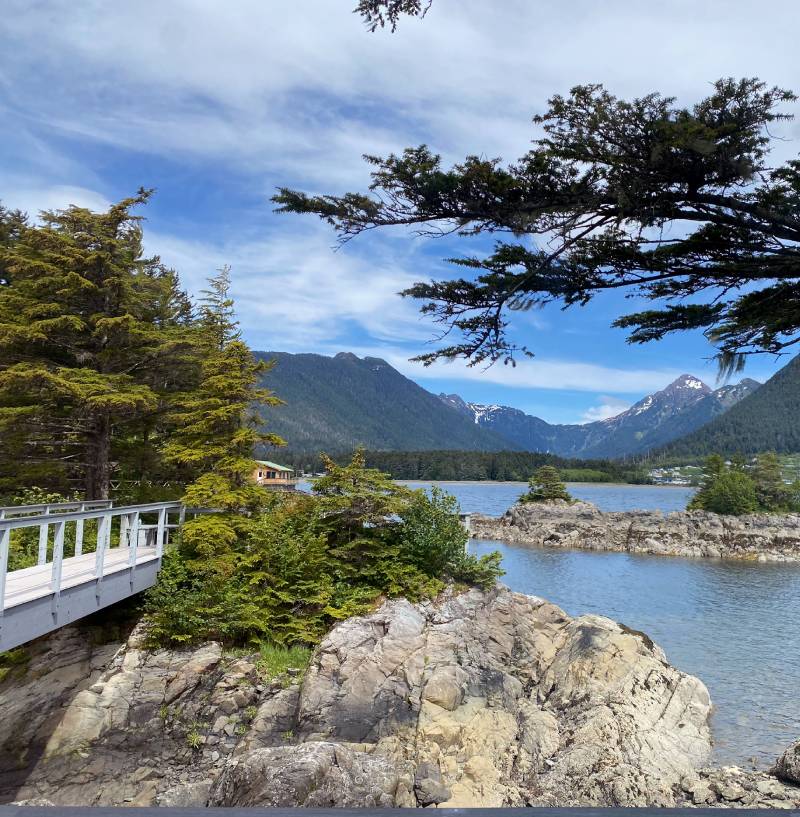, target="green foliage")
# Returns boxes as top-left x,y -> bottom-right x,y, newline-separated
396,486 -> 503,588
257,642 -> 312,685
689,451 -> 800,515
521,466 -> 573,503
145,454 -> 503,648
0,647 -> 30,685
275,79 -> 800,370
752,452 -> 797,511
689,455 -> 758,515
164,267 -> 284,569
0,191 -> 196,497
